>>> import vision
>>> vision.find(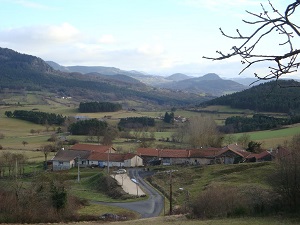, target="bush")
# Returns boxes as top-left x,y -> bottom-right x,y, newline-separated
190,185 -> 278,219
